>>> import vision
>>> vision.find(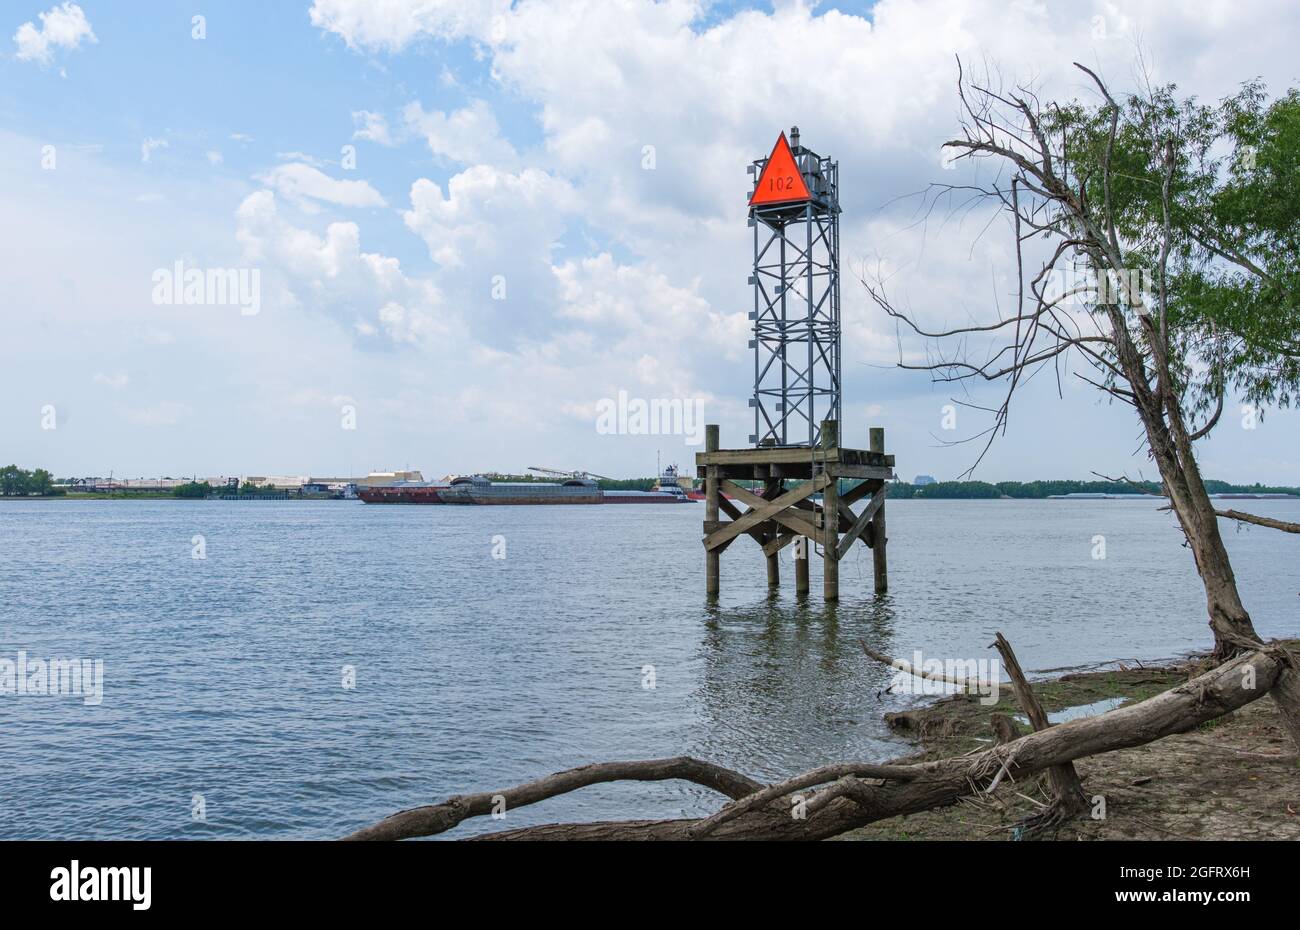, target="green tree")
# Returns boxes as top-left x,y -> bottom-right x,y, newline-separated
1,465 -> 30,496
866,62 -> 1300,742
29,468 -> 53,496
